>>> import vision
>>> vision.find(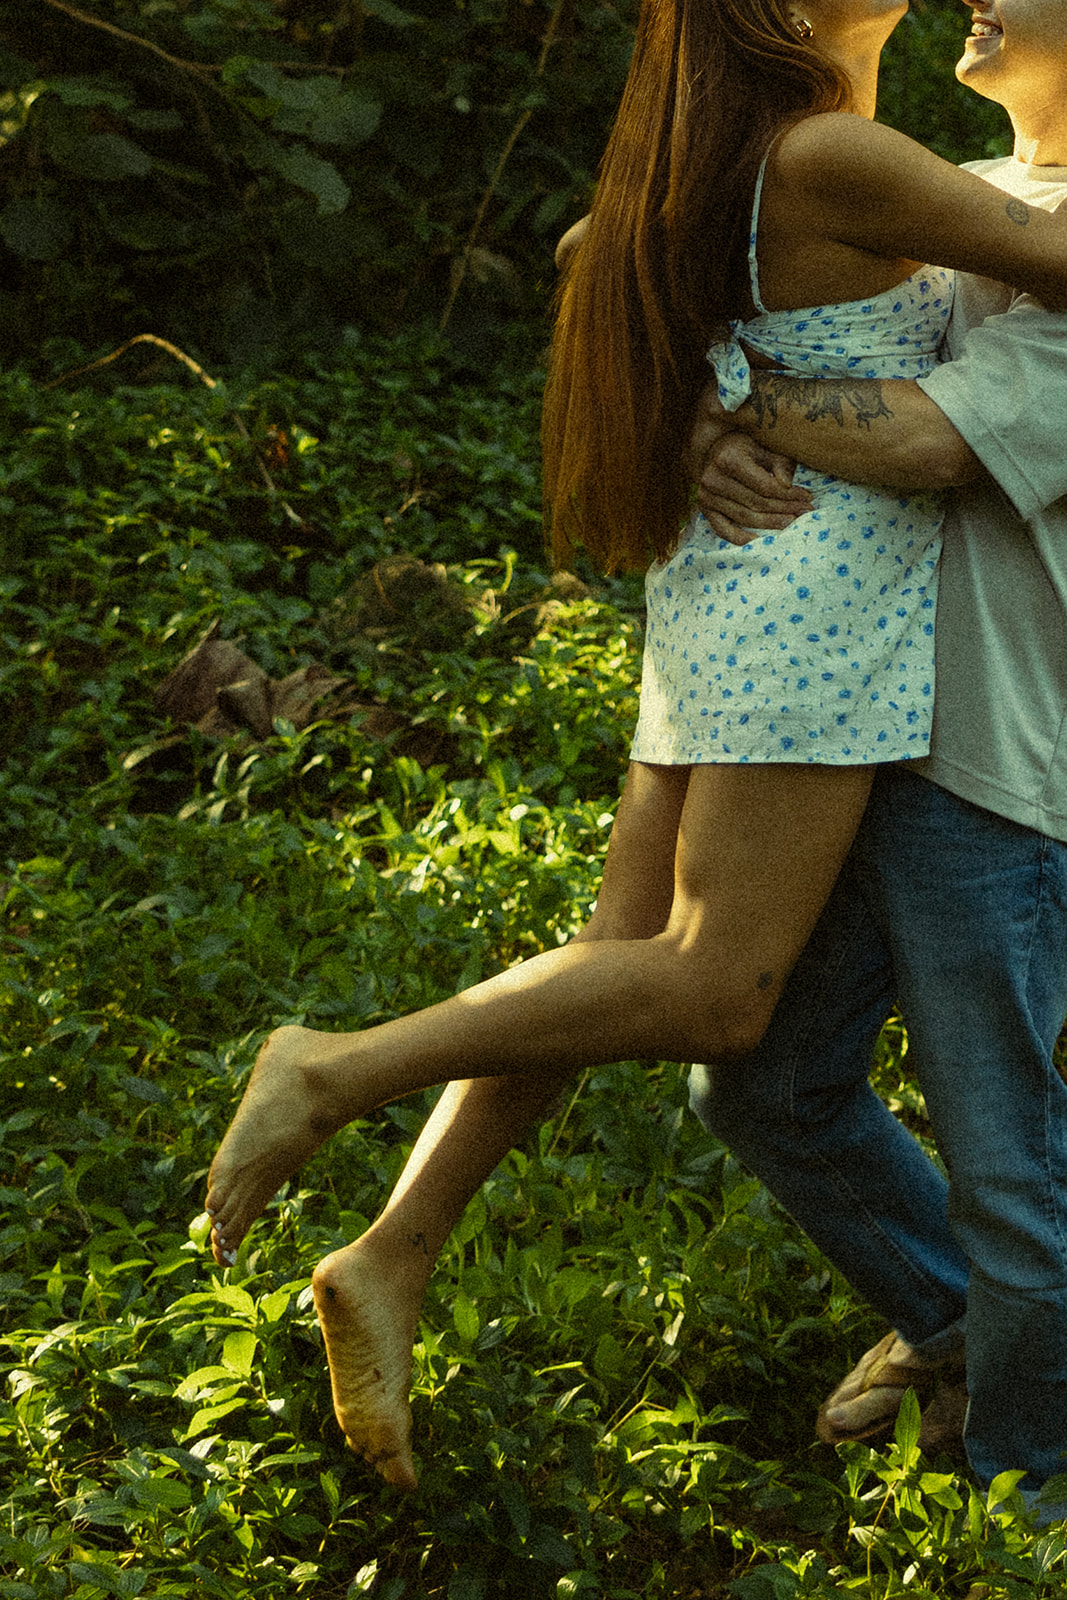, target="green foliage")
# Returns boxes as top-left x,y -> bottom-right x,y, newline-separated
0,329 -> 585,835
0,0 -> 1015,369
1,345 -> 1062,1595
0,0 -> 639,366
878,0 -> 1012,162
